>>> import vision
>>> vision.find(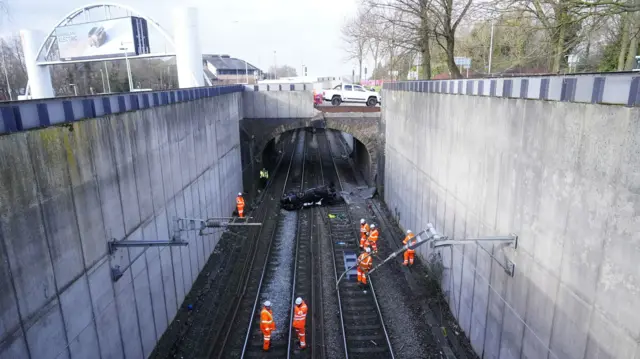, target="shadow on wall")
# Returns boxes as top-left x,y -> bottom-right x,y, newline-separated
382,89 -> 640,359
434,245 -> 634,359
0,94 -> 243,359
